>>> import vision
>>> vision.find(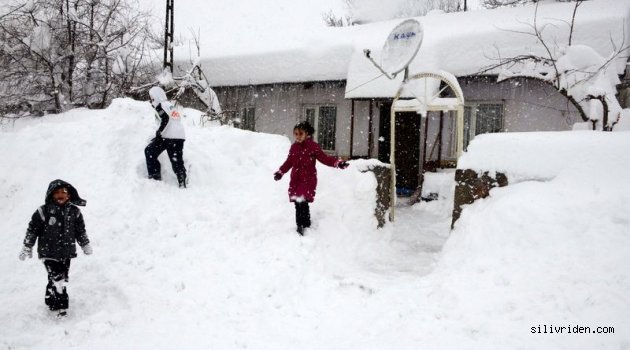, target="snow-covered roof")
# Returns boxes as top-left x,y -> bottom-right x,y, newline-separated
346,0 -> 630,98
192,0 -> 630,98
195,43 -> 354,87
